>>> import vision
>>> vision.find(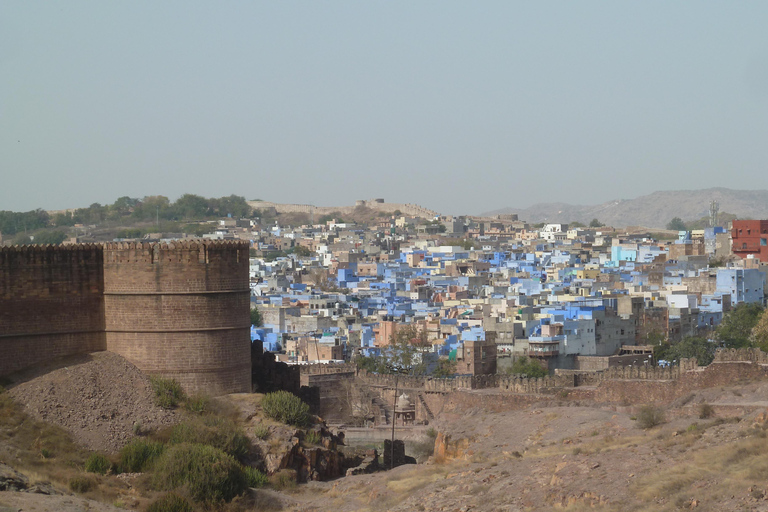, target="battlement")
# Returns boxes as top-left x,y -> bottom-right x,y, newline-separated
102,240 -> 249,265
